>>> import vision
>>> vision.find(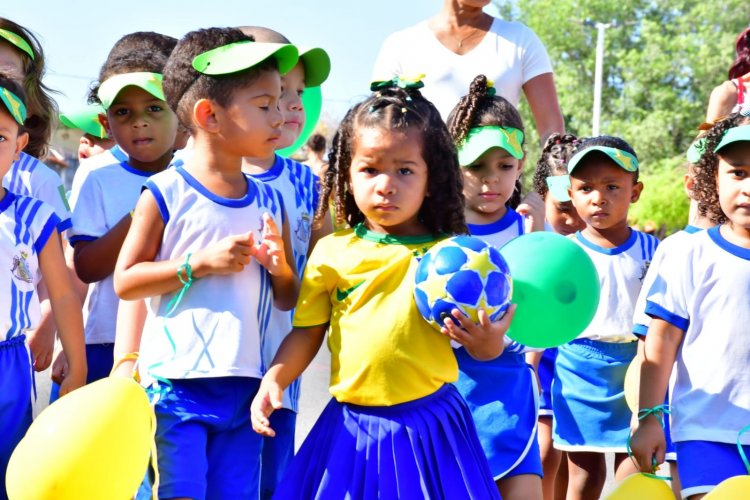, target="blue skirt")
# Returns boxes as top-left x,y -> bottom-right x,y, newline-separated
538,349 -> 557,417
552,339 -> 637,452
454,348 -> 541,480
274,384 -> 500,499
